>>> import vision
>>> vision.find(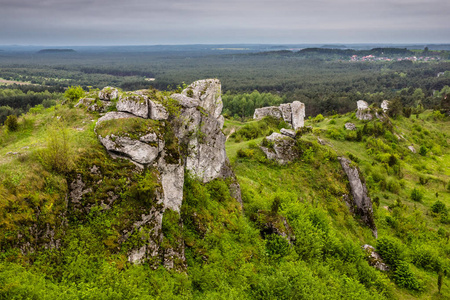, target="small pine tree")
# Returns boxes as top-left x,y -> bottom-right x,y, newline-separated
5,115 -> 18,131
